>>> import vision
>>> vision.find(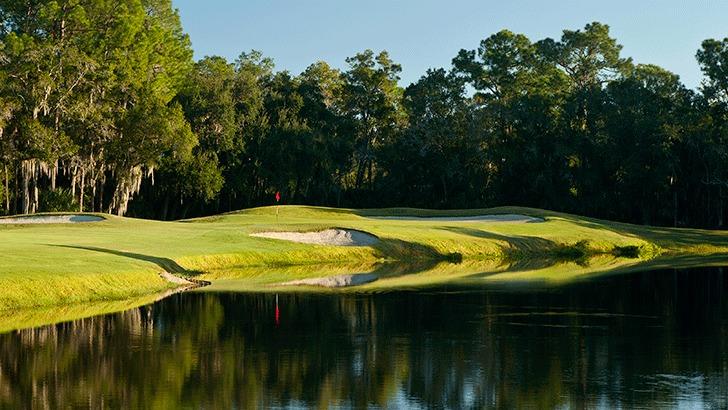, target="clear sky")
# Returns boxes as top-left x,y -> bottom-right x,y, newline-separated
173,0 -> 728,89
